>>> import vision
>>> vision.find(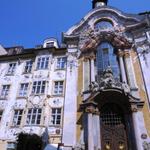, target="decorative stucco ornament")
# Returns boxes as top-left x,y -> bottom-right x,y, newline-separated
143,141 -> 150,150
96,67 -> 130,94
79,27 -> 132,54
